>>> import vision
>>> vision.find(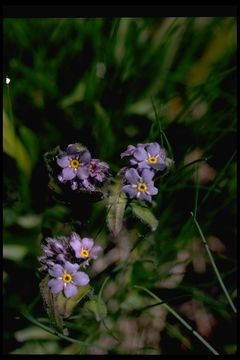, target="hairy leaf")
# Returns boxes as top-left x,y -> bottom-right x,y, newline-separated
39,275 -> 64,332
106,177 -> 127,236
56,284 -> 91,318
130,201 -> 158,231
